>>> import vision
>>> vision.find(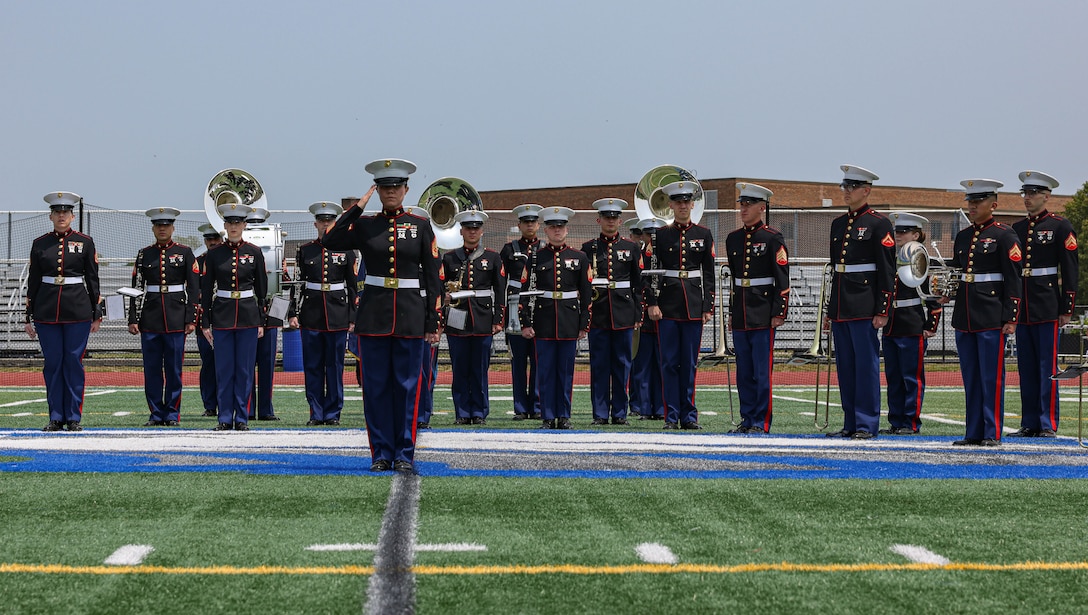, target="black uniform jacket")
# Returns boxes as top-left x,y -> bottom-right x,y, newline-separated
883,276 -> 942,337
580,234 -> 644,330
441,246 -> 506,336
26,229 -> 101,323
500,236 -> 543,298
518,243 -> 592,340
645,222 -> 716,320
129,241 -> 199,333
200,240 -> 267,329
725,223 -> 790,330
195,252 -> 210,330
639,236 -> 658,334
1013,210 -> 1078,323
321,206 -> 441,337
951,218 -> 1022,332
290,240 -> 358,331
828,204 -> 895,321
